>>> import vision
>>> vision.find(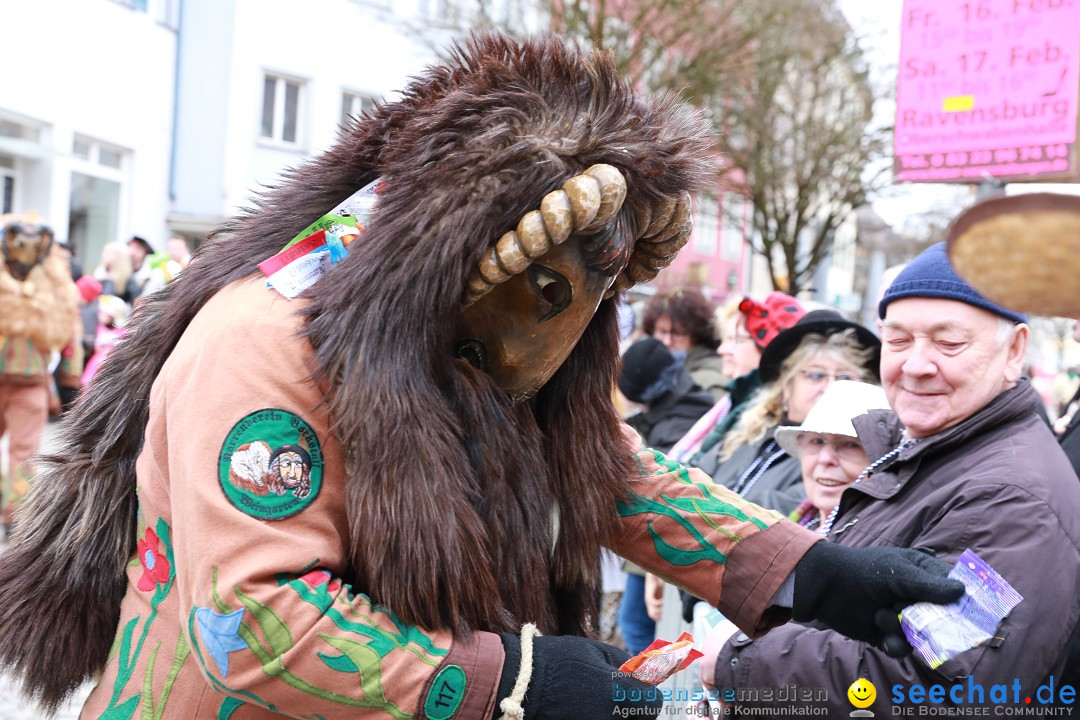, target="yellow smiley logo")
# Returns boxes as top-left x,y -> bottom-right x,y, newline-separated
848,678 -> 876,709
